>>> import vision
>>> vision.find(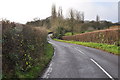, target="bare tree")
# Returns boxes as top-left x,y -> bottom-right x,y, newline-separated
96,15 -> 100,22
75,10 -> 81,22
58,7 -> 63,18
96,15 -> 100,29
33,17 -> 40,21
69,9 -> 75,35
81,12 -> 84,22
51,4 -> 57,19
58,7 -> 64,28
51,4 -> 58,31
74,10 -> 83,32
